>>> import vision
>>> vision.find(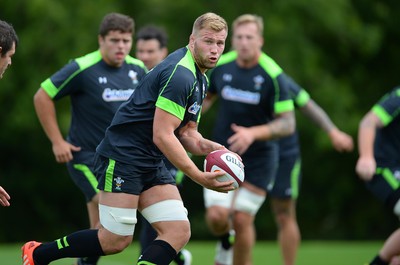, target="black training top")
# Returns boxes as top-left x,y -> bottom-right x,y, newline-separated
372,87 -> 400,167
208,50 -> 294,157
41,50 -> 147,151
97,46 -> 207,166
